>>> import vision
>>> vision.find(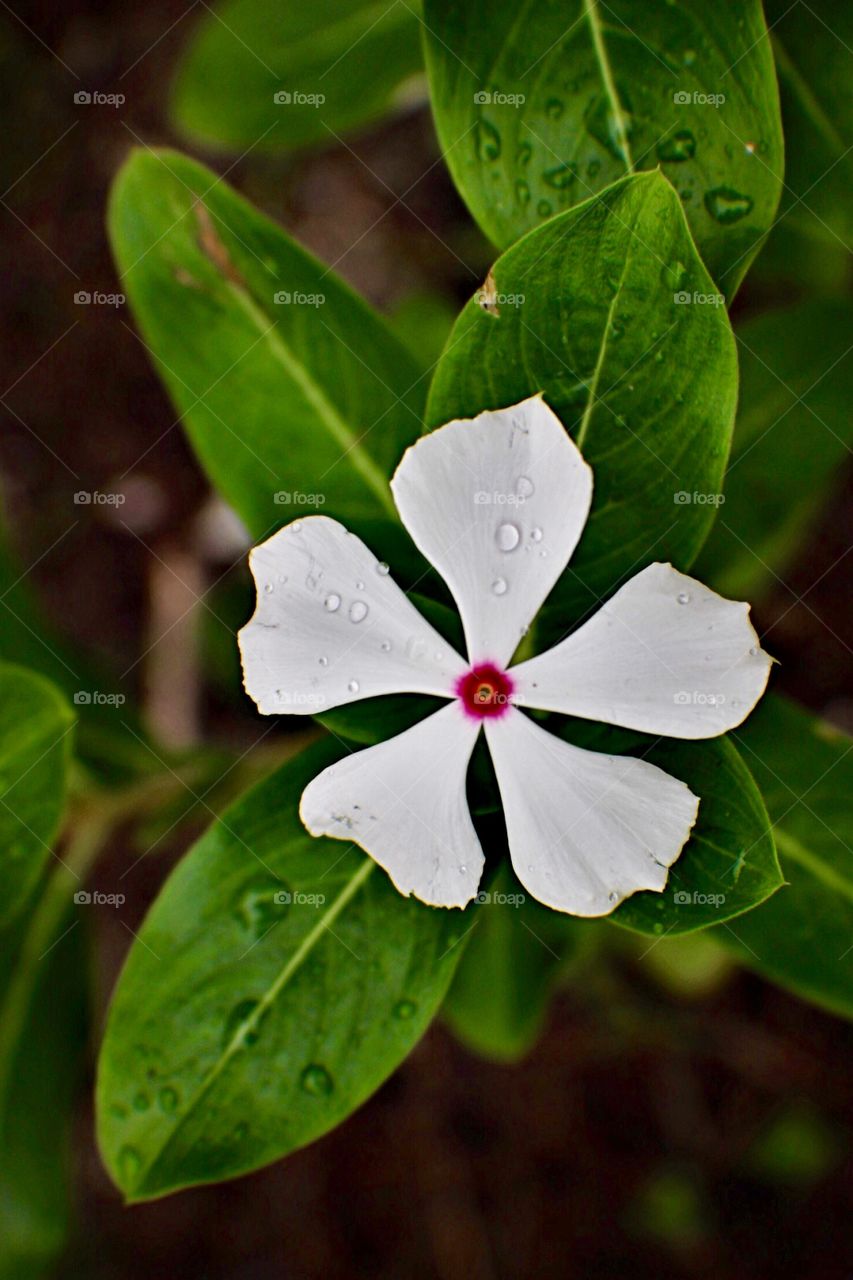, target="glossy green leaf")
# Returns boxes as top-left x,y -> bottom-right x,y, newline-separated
171,0 -> 424,153
427,171 -> 738,637
96,741 -> 469,1202
547,718 -> 782,936
423,0 -> 783,291
0,662 -> 73,931
695,300 -> 853,599
108,149 -> 425,544
442,864 -> 592,1061
717,696 -> 853,1019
